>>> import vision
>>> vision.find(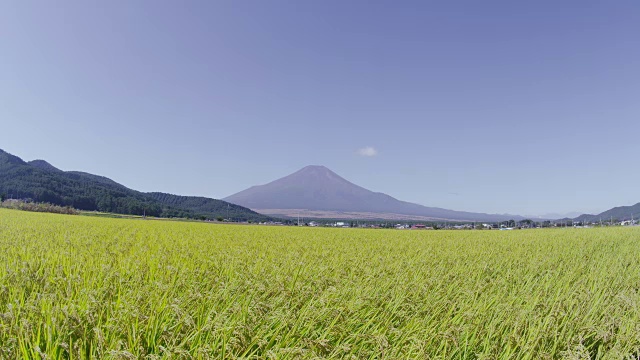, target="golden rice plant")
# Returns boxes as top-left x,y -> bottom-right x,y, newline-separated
1,208 -> 639,359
